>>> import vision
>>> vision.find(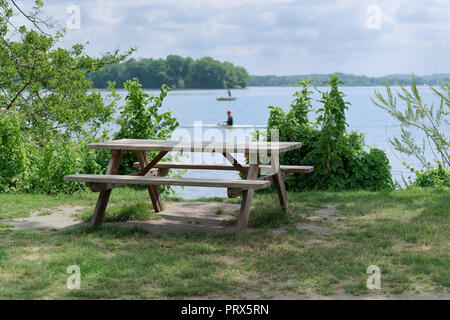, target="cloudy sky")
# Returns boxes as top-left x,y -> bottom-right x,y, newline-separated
26,0 -> 450,76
